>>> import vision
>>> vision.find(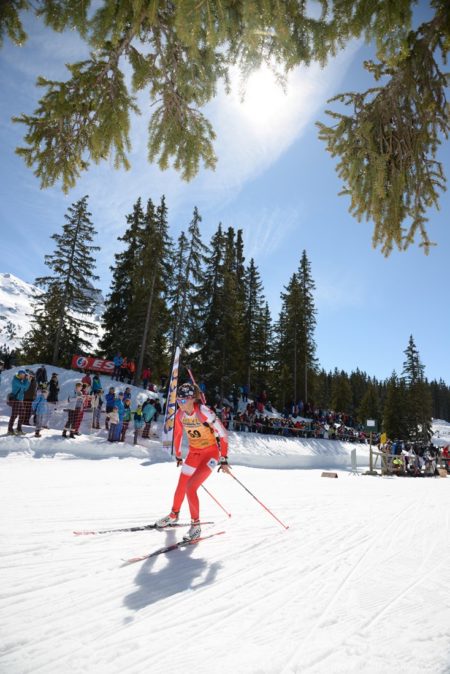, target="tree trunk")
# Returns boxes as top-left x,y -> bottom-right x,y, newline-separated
136,271 -> 157,383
